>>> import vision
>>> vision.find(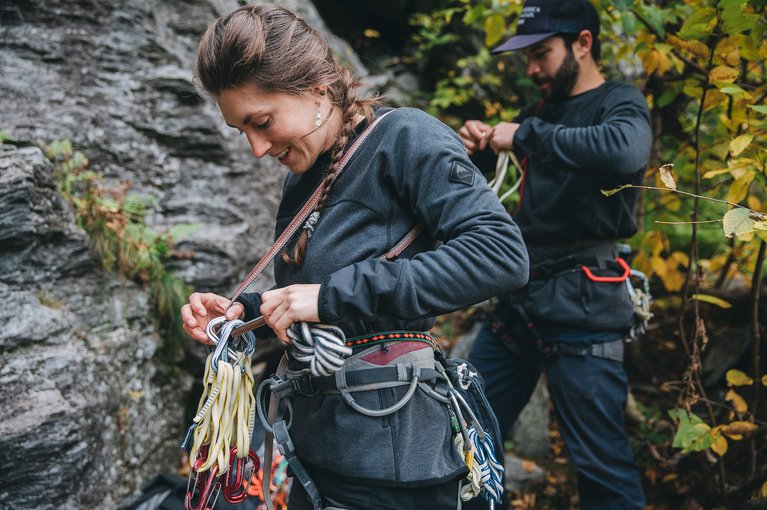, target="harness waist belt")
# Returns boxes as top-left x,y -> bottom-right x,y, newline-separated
529,241 -> 619,280
344,331 -> 435,350
545,338 -> 624,363
291,365 -> 441,395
